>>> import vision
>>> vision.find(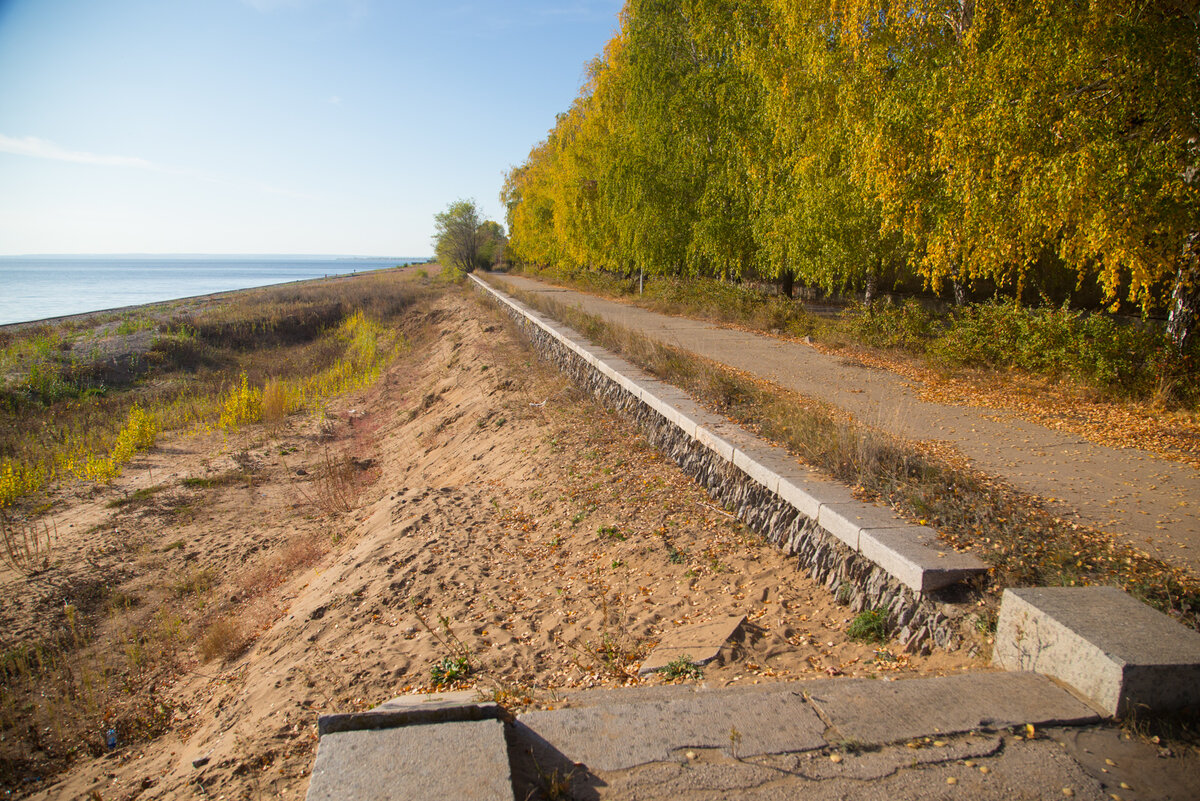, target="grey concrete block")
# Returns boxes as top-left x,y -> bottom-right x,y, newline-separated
640,390 -> 685,431
805,672 -> 1100,745
318,690 -> 500,735
816,502 -> 907,551
305,719 -> 513,801
517,686 -> 824,771
654,392 -> 709,438
858,526 -> 989,592
775,471 -> 856,520
732,445 -> 787,493
694,423 -> 738,462
992,586 -> 1200,716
